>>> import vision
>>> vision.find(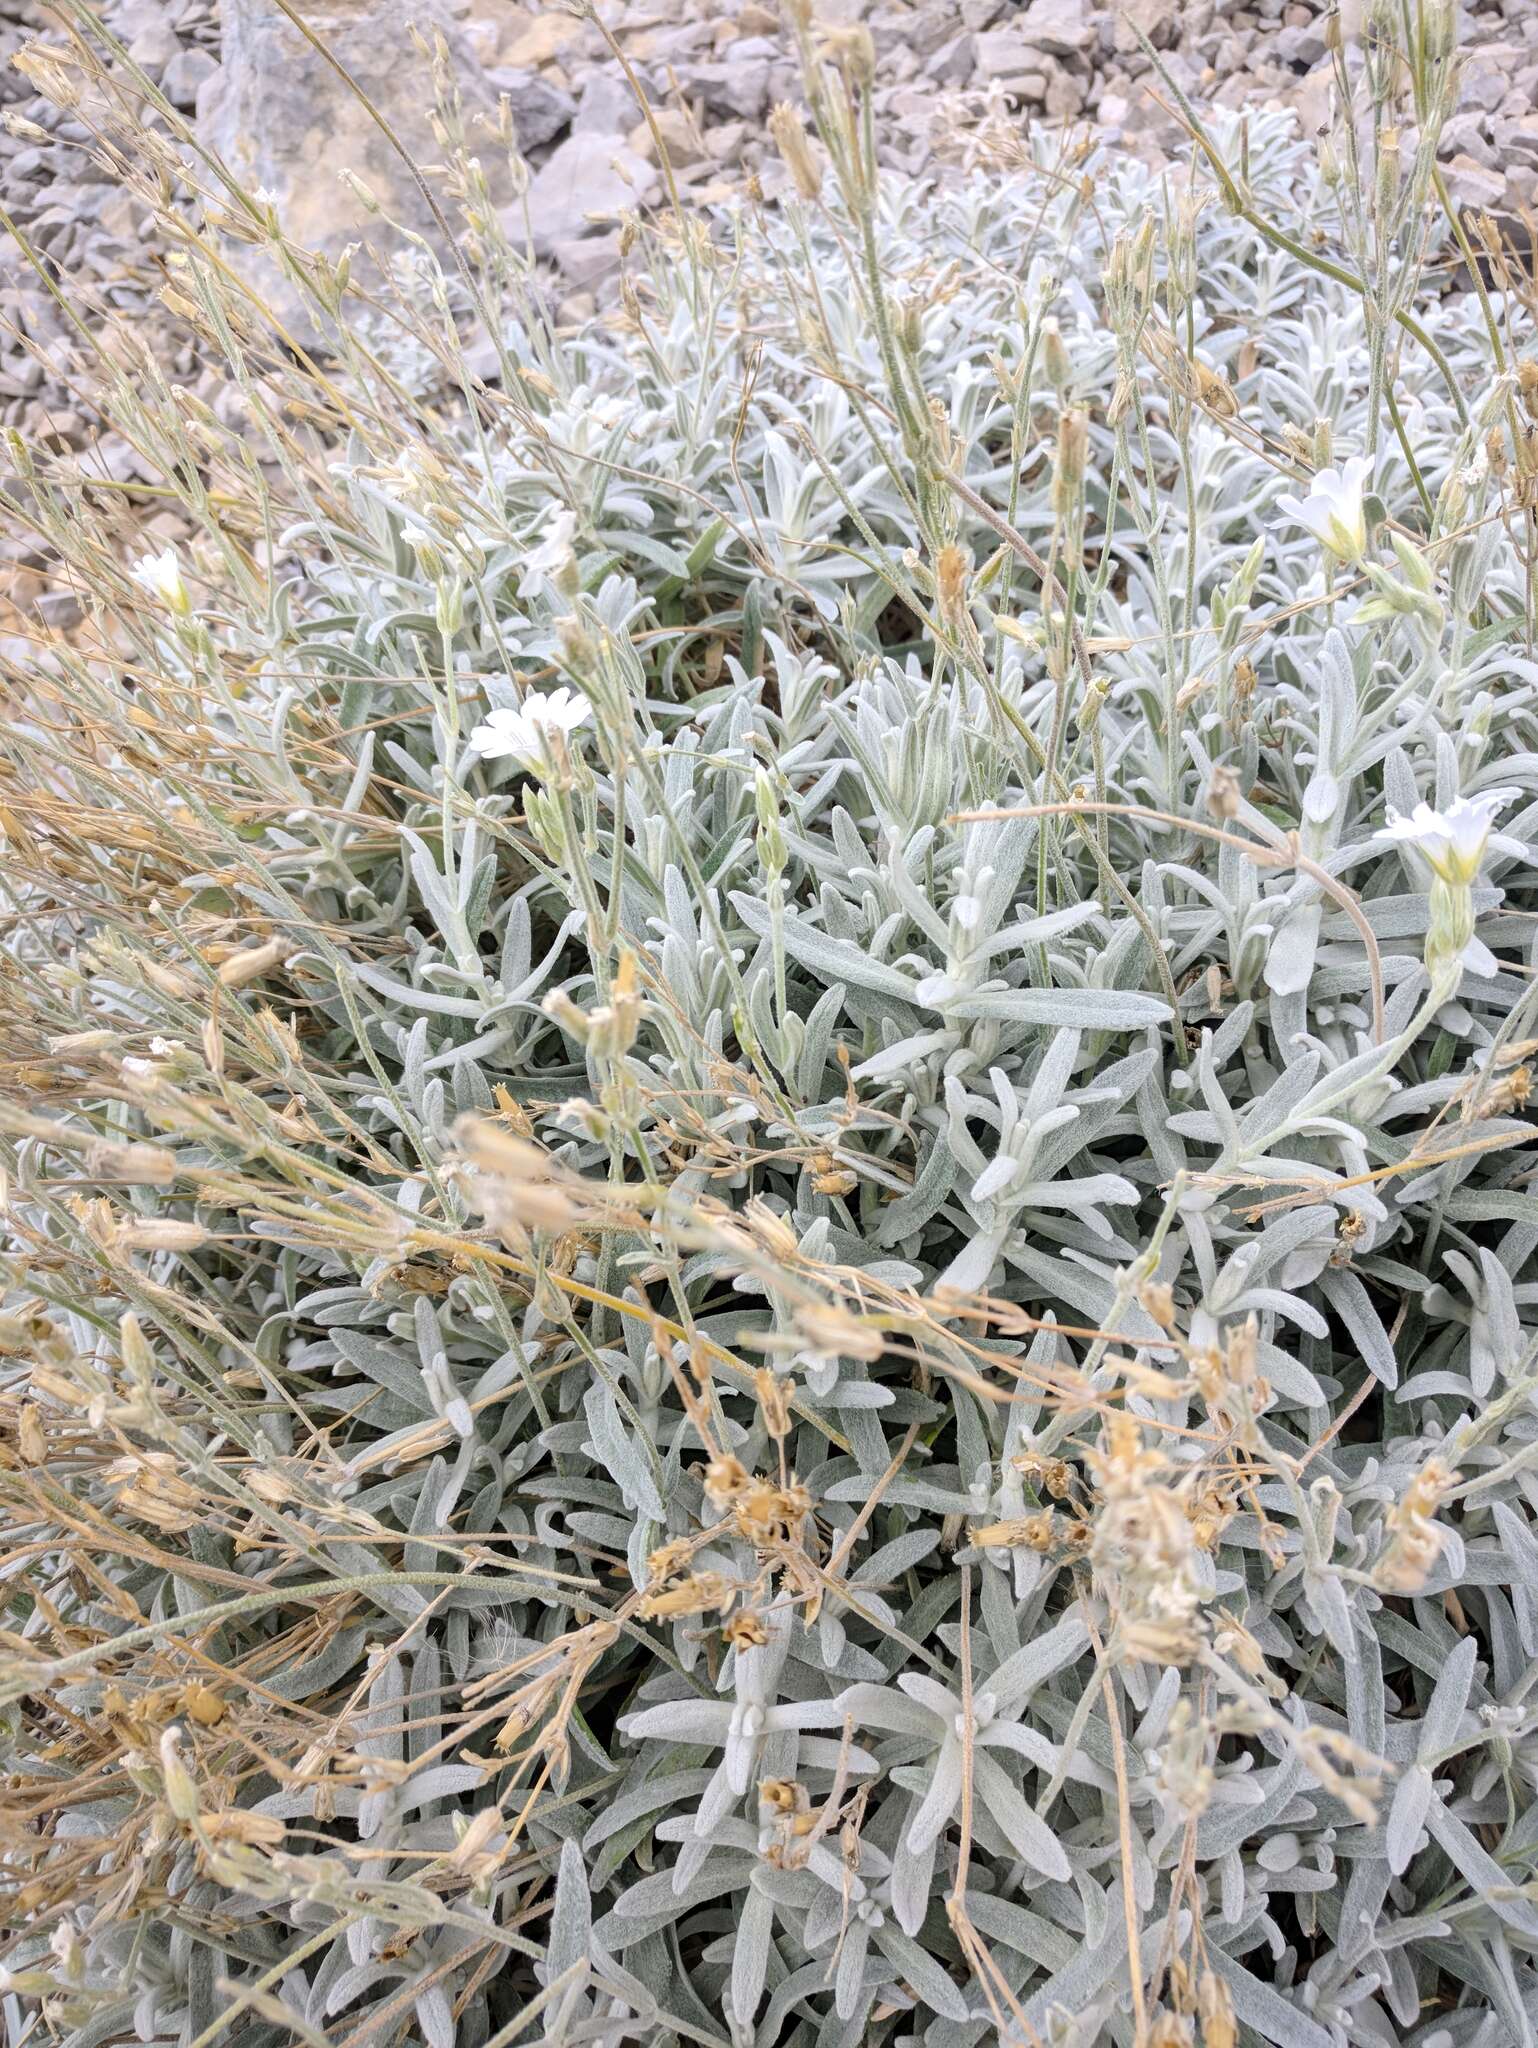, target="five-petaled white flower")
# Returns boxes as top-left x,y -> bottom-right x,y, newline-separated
1375,789 -> 1520,888
469,686 -> 592,771
1276,454 -> 1371,563
131,545 -> 190,615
